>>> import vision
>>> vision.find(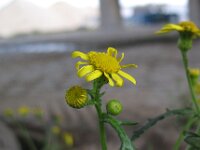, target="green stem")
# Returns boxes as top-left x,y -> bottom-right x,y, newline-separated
103,114 -> 136,150
173,117 -> 197,150
181,51 -> 200,113
92,78 -> 107,150
95,105 -> 107,150
15,120 -> 37,150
